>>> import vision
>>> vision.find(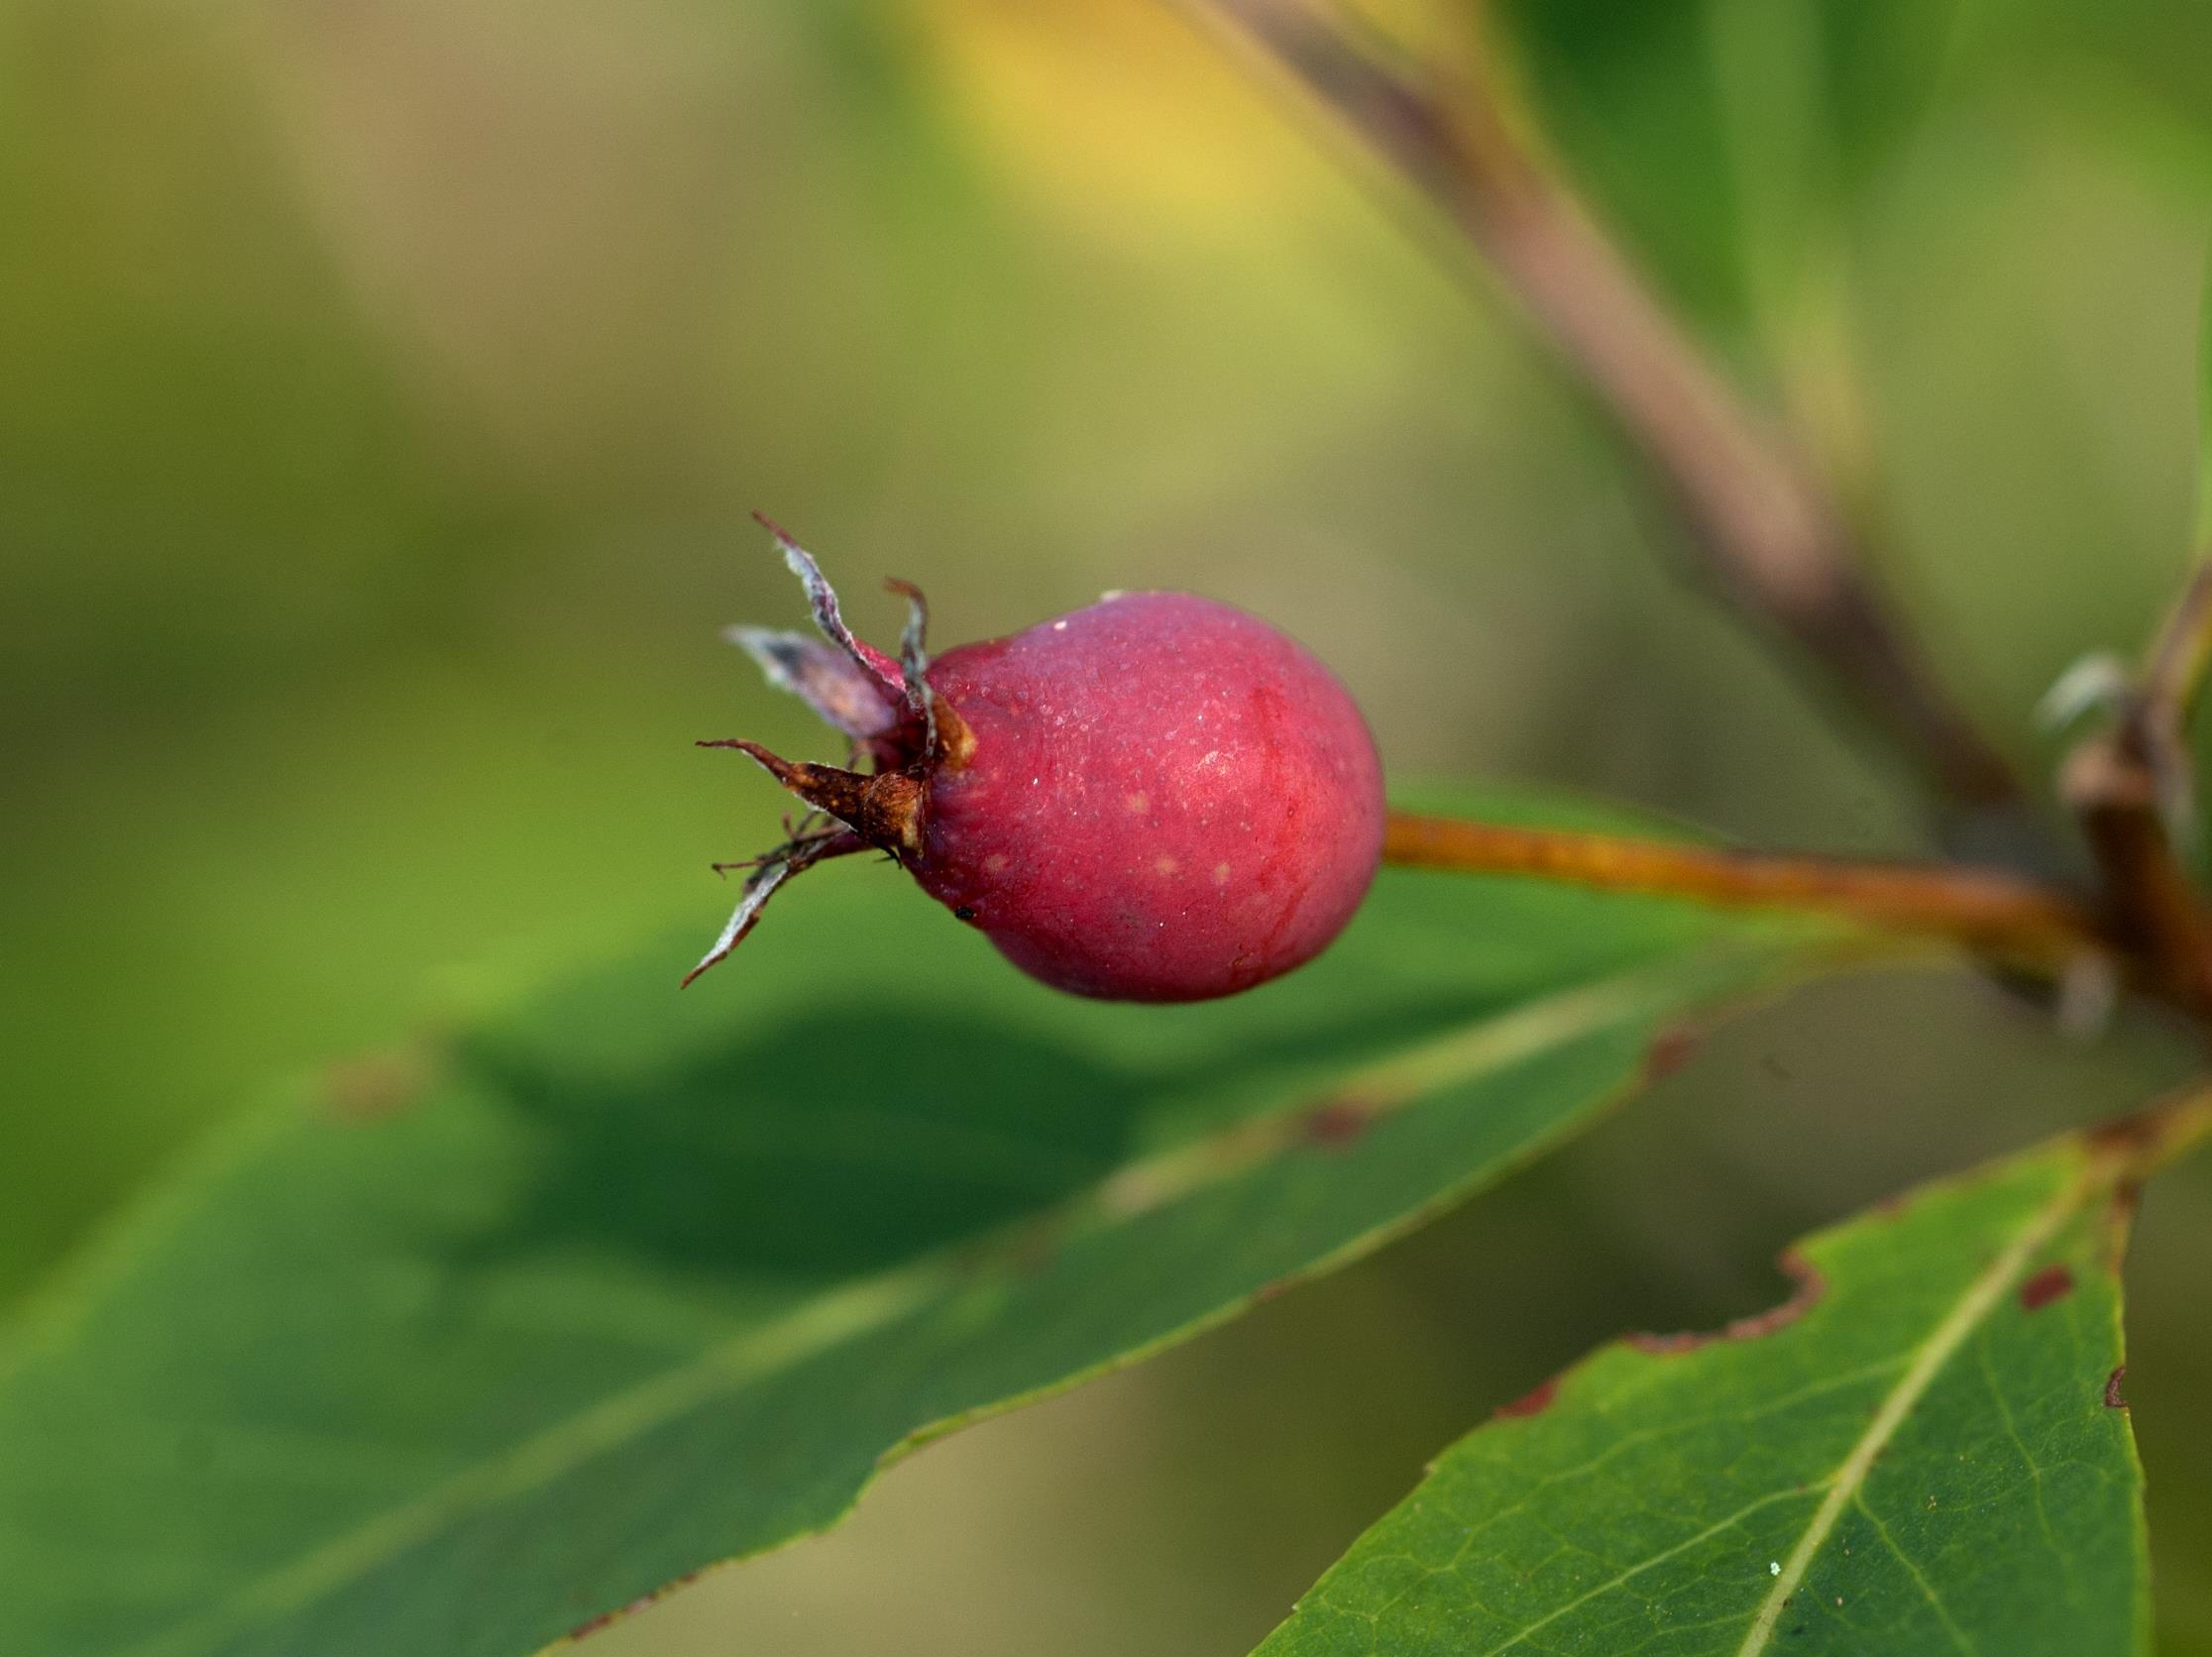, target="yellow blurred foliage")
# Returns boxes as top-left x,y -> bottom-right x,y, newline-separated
912,0 -> 1321,235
